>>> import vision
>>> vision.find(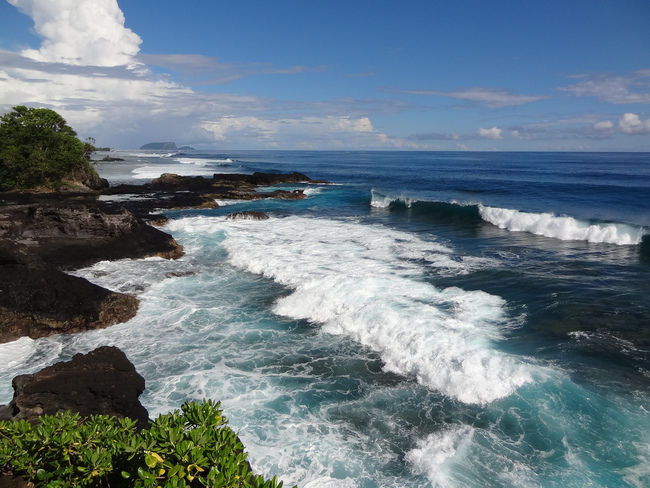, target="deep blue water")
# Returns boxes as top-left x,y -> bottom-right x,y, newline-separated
1,151 -> 649,487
